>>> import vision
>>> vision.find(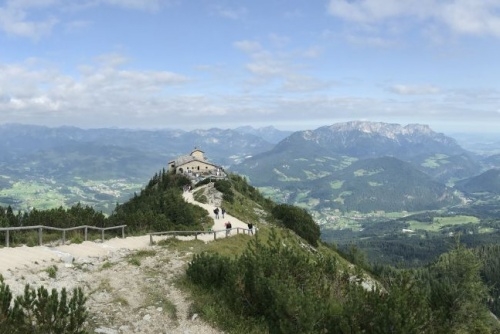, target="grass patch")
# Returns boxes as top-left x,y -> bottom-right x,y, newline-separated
408,215 -> 480,231
135,249 -> 157,257
69,232 -> 84,244
220,193 -> 269,227
126,249 -> 157,266
95,278 -> 112,293
180,279 -> 267,334
112,295 -> 129,307
157,238 -> 206,254
330,180 -> 344,189
193,189 -> 208,203
101,261 -> 115,270
157,298 -> 178,320
45,265 -> 58,278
